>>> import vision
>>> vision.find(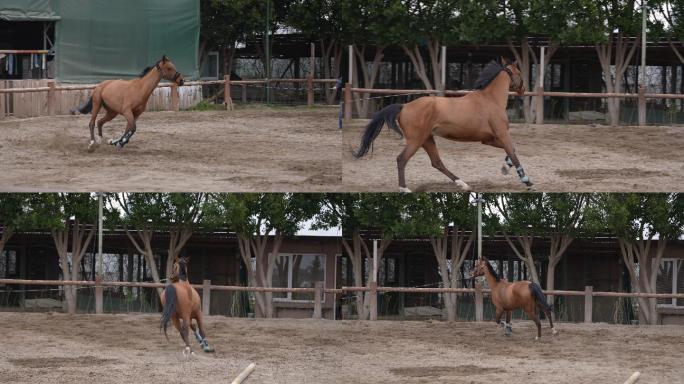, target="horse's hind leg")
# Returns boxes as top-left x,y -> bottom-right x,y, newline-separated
87,95 -> 103,152
192,314 -> 214,352
179,316 -> 193,357
539,304 -> 558,335
397,141 -> 421,192
525,309 -> 542,340
422,136 -> 470,190
504,310 -> 513,336
96,109 -> 116,144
